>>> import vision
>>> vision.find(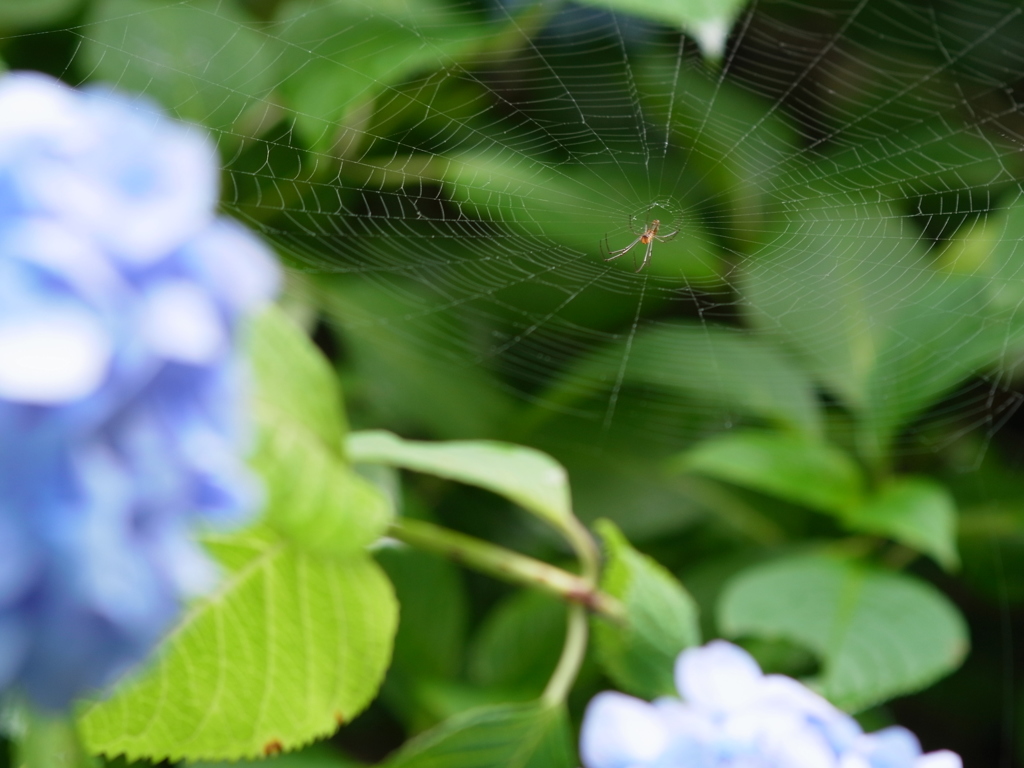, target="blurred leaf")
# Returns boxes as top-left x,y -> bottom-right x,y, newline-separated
396,679 -> 525,729
382,702 -> 574,768
719,553 -> 969,711
941,194 -> 1024,314
543,322 -> 822,437
592,521 -> 700,699
275,1 -> 499,154
469,591 -> 567,696
549,444 -> 709,542
844,477 -> 959,571
377,541 -> 469,729
249,307 -> 390,554
347,430 -> 574,533
741,201 -> 922,413
636,58 -> 796,239
742,200 -> 1024,457
79,539 -> 397,761
0,0 -> 77,28
935,2 -> 1024,95
958,505 -> 1024,604
815,48 -> 962,136
319,278 -> 511,440
784,115 -> 1012,207
814,117 -> 1006,200
673,430 -> 863,515
81,0 -> 280,143
18,713 -> 98,768
436,154 -> 721,280
572,0 -> 750,59
191,742 -> 365,766
858,272 -> 1024,455
378,544 -> 468,681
